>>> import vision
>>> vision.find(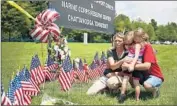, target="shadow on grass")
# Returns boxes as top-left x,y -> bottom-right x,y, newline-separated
126,90 -> 153,101
100,88 -> 153,101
